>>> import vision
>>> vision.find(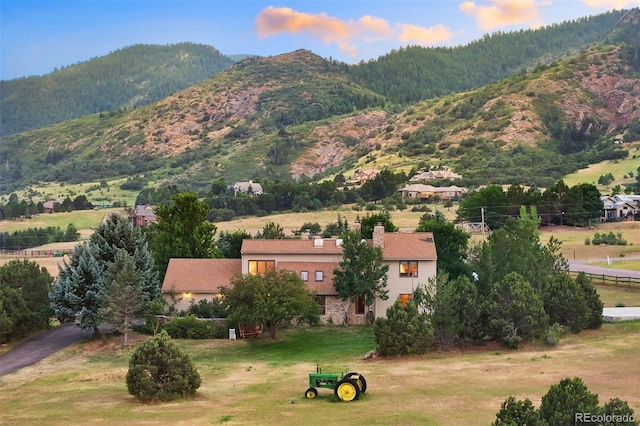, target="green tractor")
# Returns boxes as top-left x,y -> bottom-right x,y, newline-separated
305,366 -> 367,402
